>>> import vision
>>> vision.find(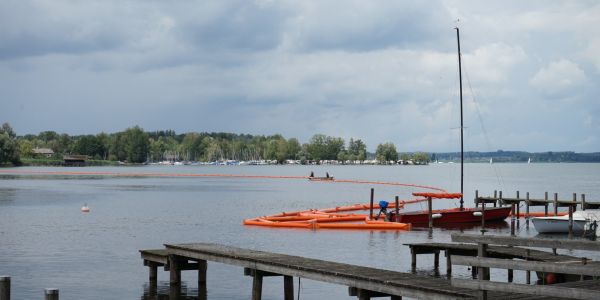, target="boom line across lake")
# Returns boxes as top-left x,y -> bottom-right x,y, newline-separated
0,169 -> 448,192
